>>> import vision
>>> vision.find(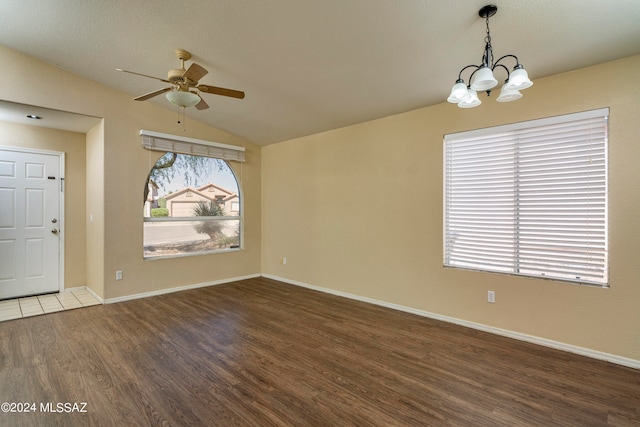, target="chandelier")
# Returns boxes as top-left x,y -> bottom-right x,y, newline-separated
447,5 -> 533,108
